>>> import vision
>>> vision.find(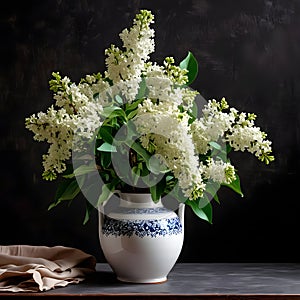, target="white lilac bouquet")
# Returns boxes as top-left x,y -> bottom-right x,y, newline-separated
25,10 -> 274,224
